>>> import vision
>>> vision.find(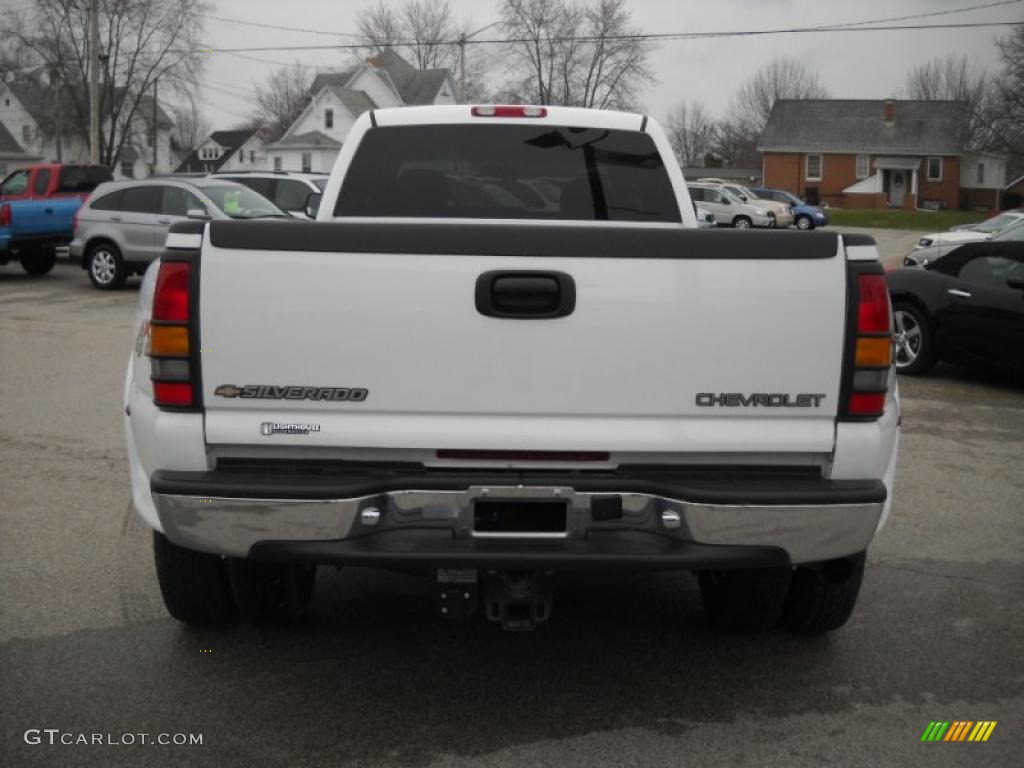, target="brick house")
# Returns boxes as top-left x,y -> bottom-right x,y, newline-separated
760,99 -> 1006,211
